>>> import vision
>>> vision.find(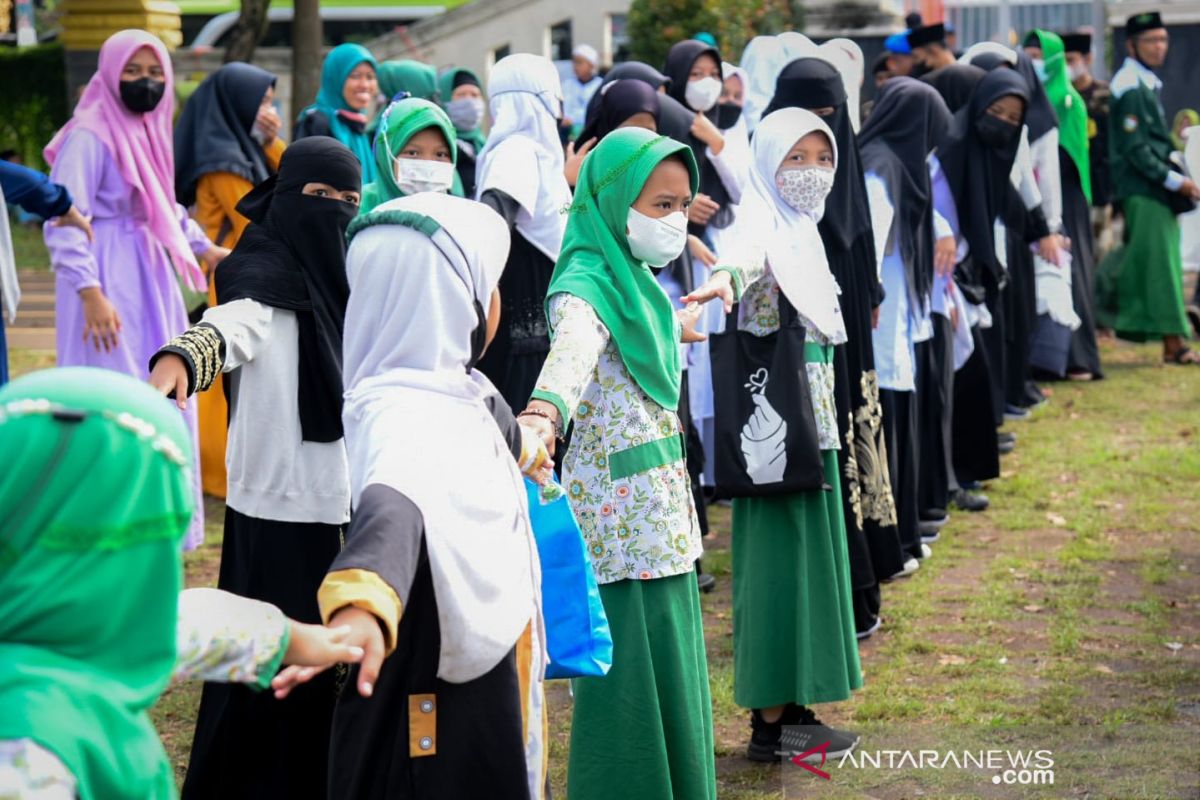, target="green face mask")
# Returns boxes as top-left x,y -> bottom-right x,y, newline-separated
0,367 -> 194,800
